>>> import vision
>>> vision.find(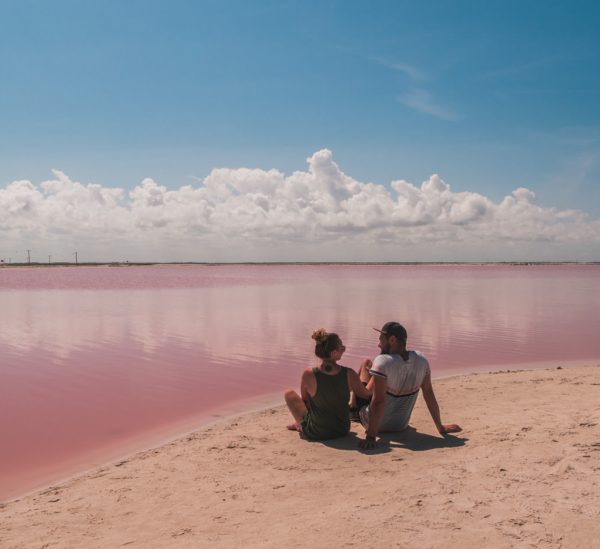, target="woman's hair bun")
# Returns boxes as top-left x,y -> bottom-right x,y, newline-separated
311,328 -> 328,343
